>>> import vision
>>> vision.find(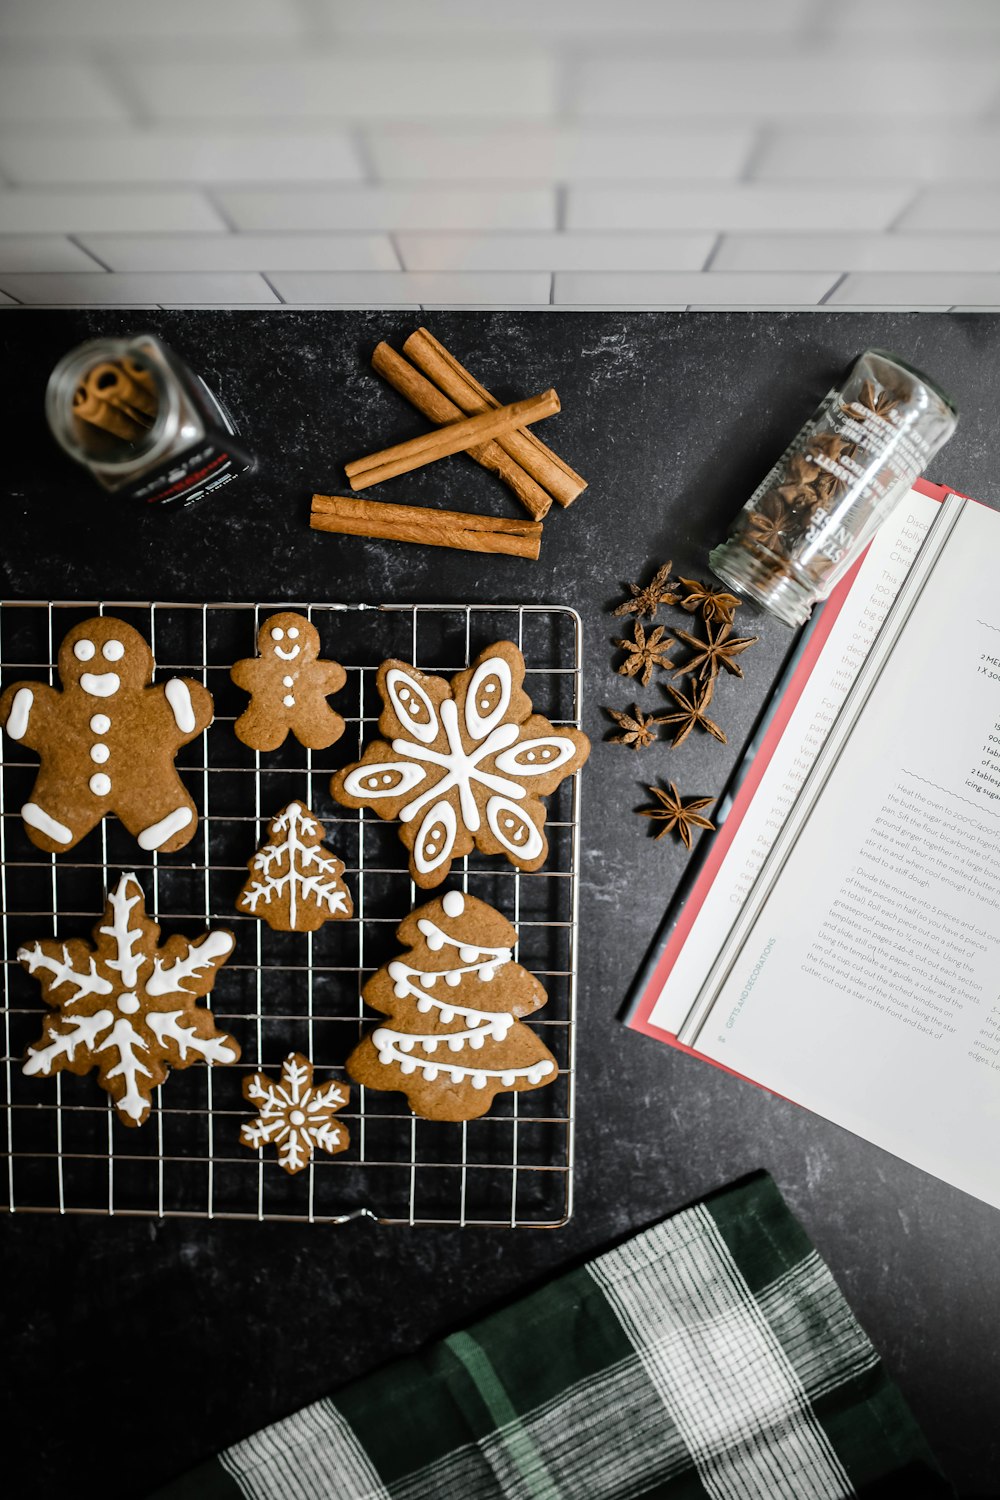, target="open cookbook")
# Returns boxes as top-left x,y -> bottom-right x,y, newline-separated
627,480 -> 1000,1211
